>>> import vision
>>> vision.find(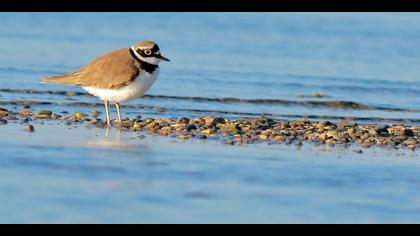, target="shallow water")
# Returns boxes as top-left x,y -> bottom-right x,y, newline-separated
0,122 -> 419,223
1,13 -> 420,223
